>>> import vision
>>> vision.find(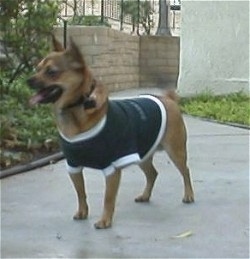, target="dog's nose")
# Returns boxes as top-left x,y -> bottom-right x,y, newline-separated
27,78 -> 46,90
27,77 -> 36,87
27,77 -> 43,89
